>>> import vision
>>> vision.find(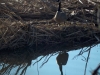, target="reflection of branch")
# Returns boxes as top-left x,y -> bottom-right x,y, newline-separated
42,55 -> 49,64
33,52 -> 58,68
15,65 -> 24,75
73,46 -> 92,59
0,63 -> 29,75
84,46 -> 91,75
94,34 -> 100,42
0,64 -> 13,75
20,65 -> 28,75
75,43 -> 98,58
36,58 -> 39,75
92,64 -> 100,75
33,56 -> 45,66
40,54 -> 53,68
